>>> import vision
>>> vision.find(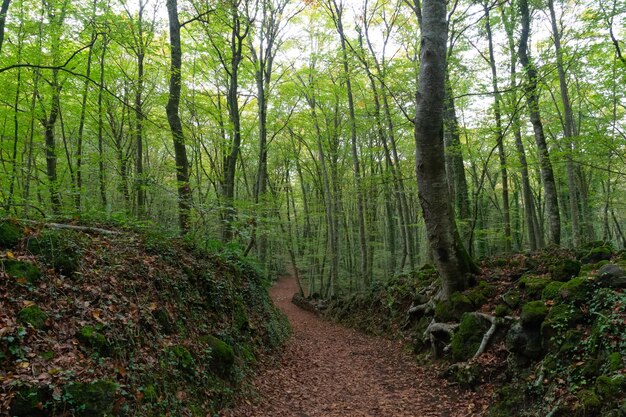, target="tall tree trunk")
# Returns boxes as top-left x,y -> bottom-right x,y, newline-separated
42,68 -> 62,215
500,1 -> 541,250
166,0 -> 192,233
484,1 -> 511,252
415,0 -> 477,300
97,35 -> 108,208
548,0 -> 580,246
330,0 -> 368,285
75,23 -> 96,212
518,0 -> 561,245
0,0 -> 10,57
